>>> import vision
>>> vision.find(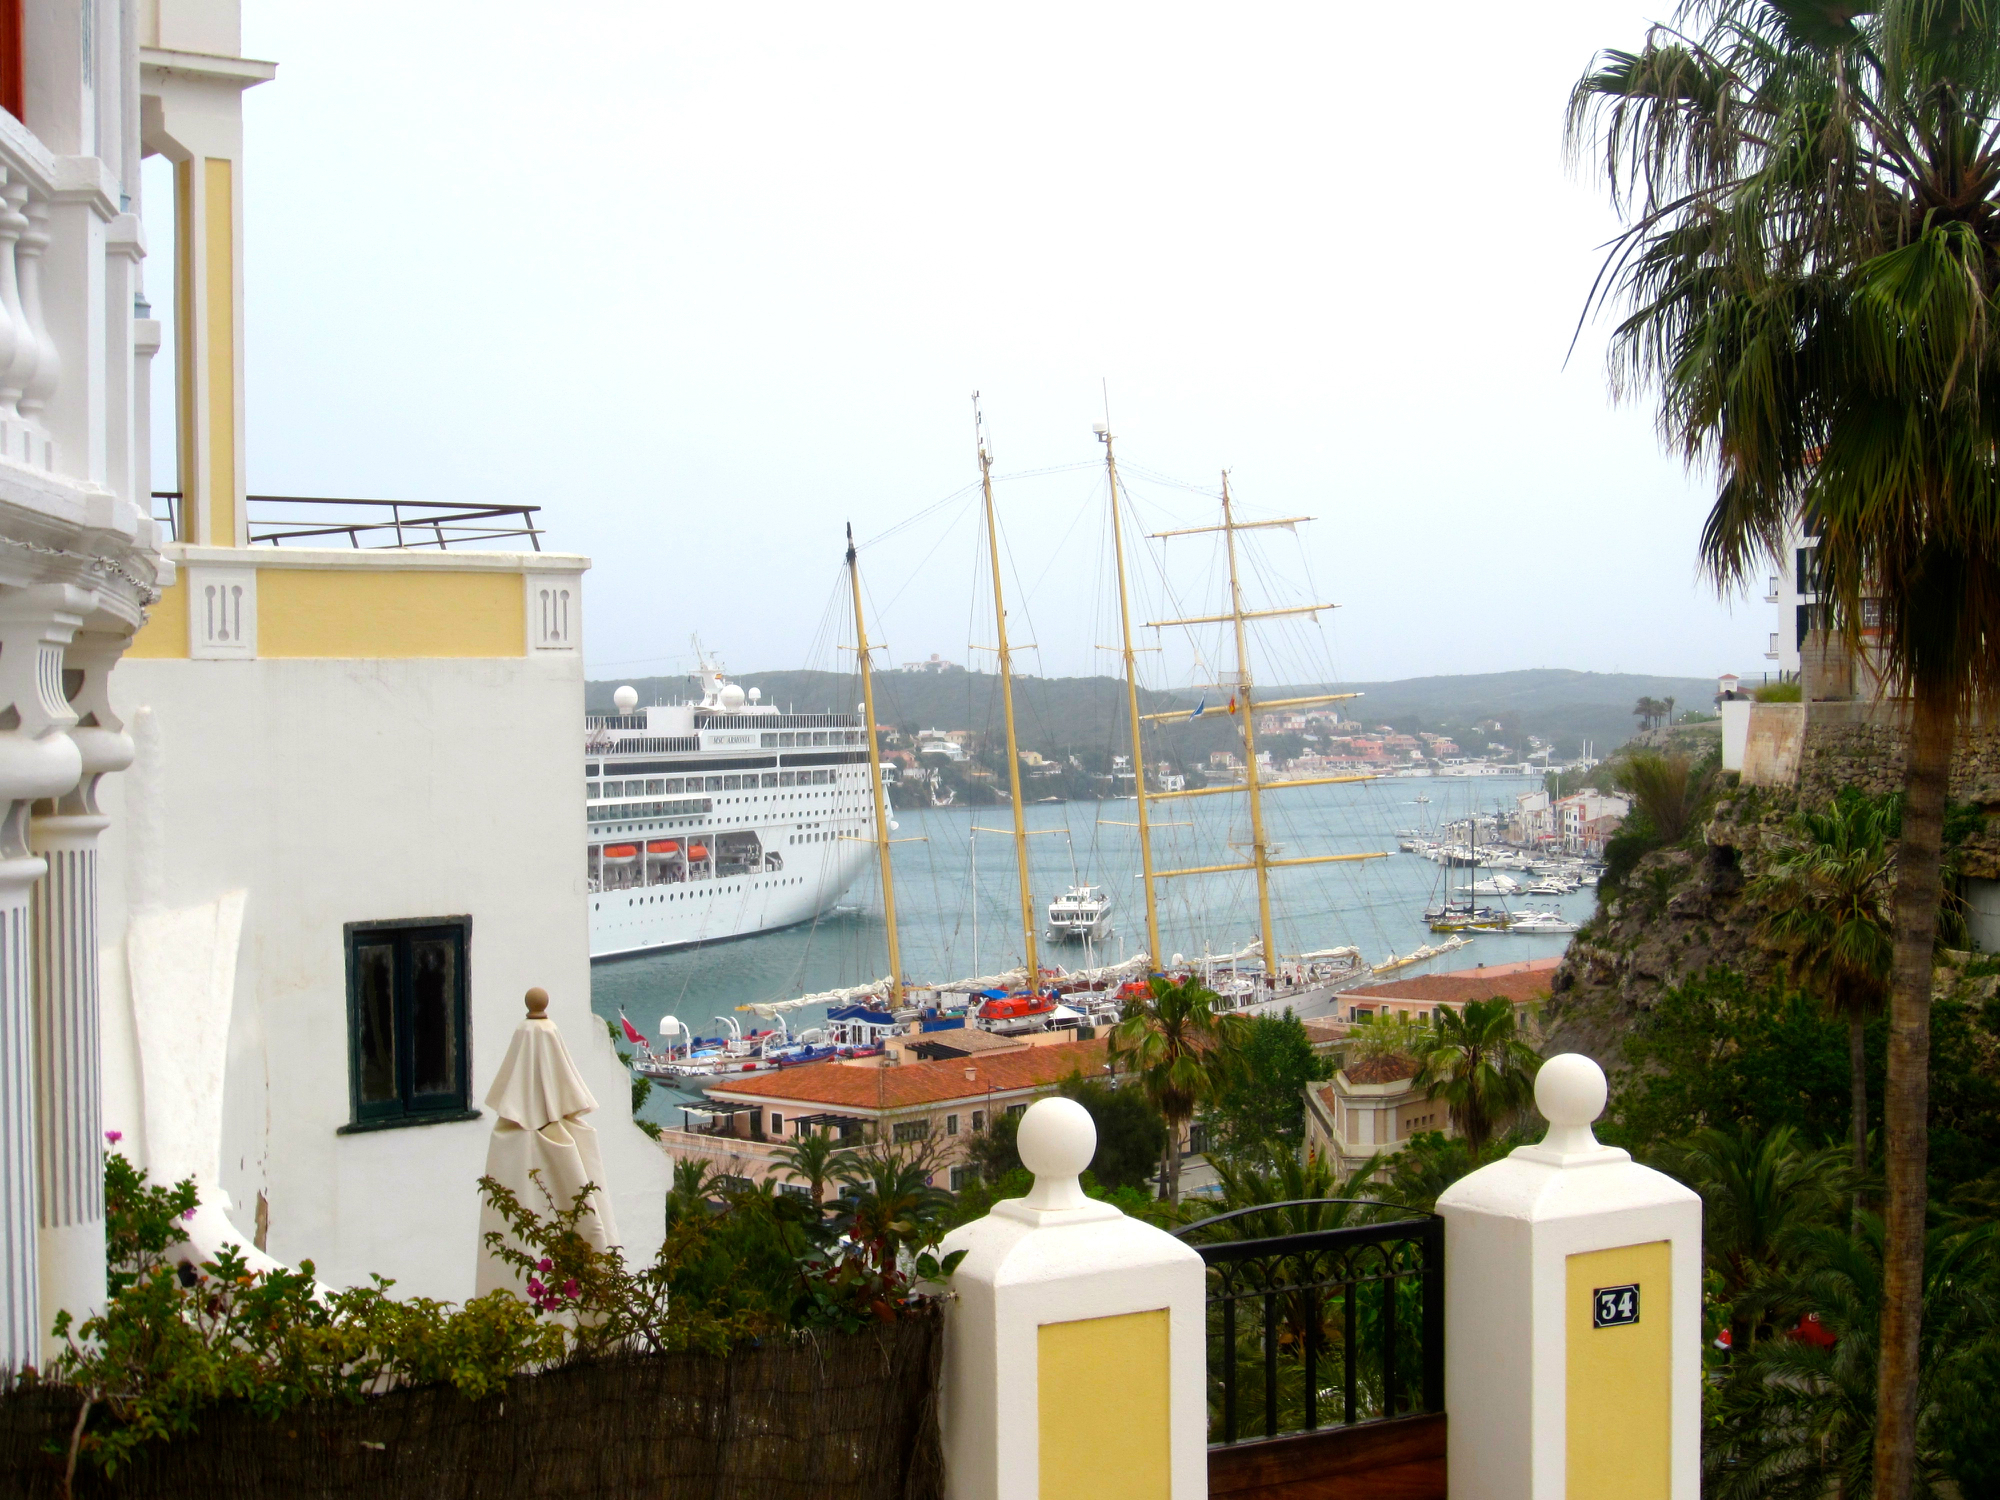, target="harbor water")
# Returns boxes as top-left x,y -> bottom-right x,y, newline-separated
588,773 -> 1584,1126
